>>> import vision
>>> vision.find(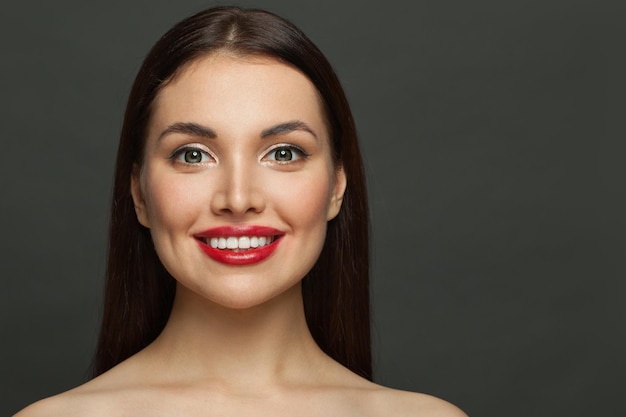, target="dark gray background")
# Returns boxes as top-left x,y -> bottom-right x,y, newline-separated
2,1 -> 624,416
